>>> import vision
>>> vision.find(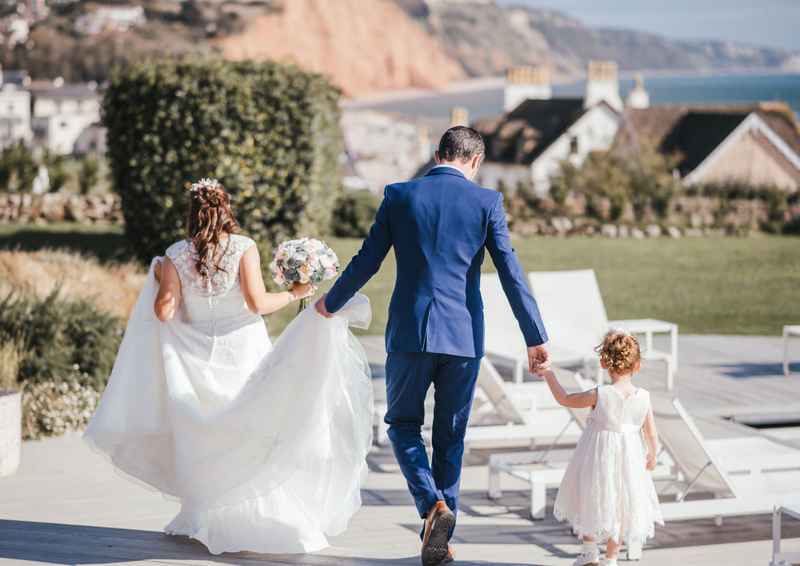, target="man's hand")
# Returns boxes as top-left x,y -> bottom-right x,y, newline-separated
527,342 -> 551,374
315,293 -> 334,318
